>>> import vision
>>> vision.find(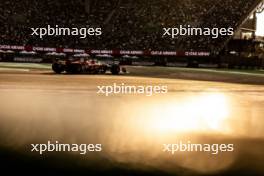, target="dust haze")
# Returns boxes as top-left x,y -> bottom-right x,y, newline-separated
0,73 -> 264,175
